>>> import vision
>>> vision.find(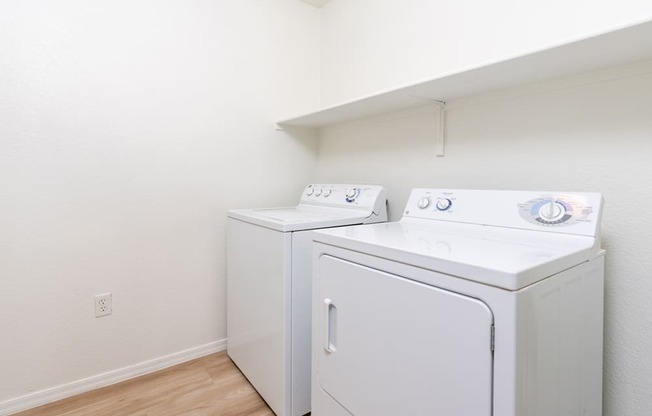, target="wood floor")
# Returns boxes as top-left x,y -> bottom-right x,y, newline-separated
14,352 -> 275,416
